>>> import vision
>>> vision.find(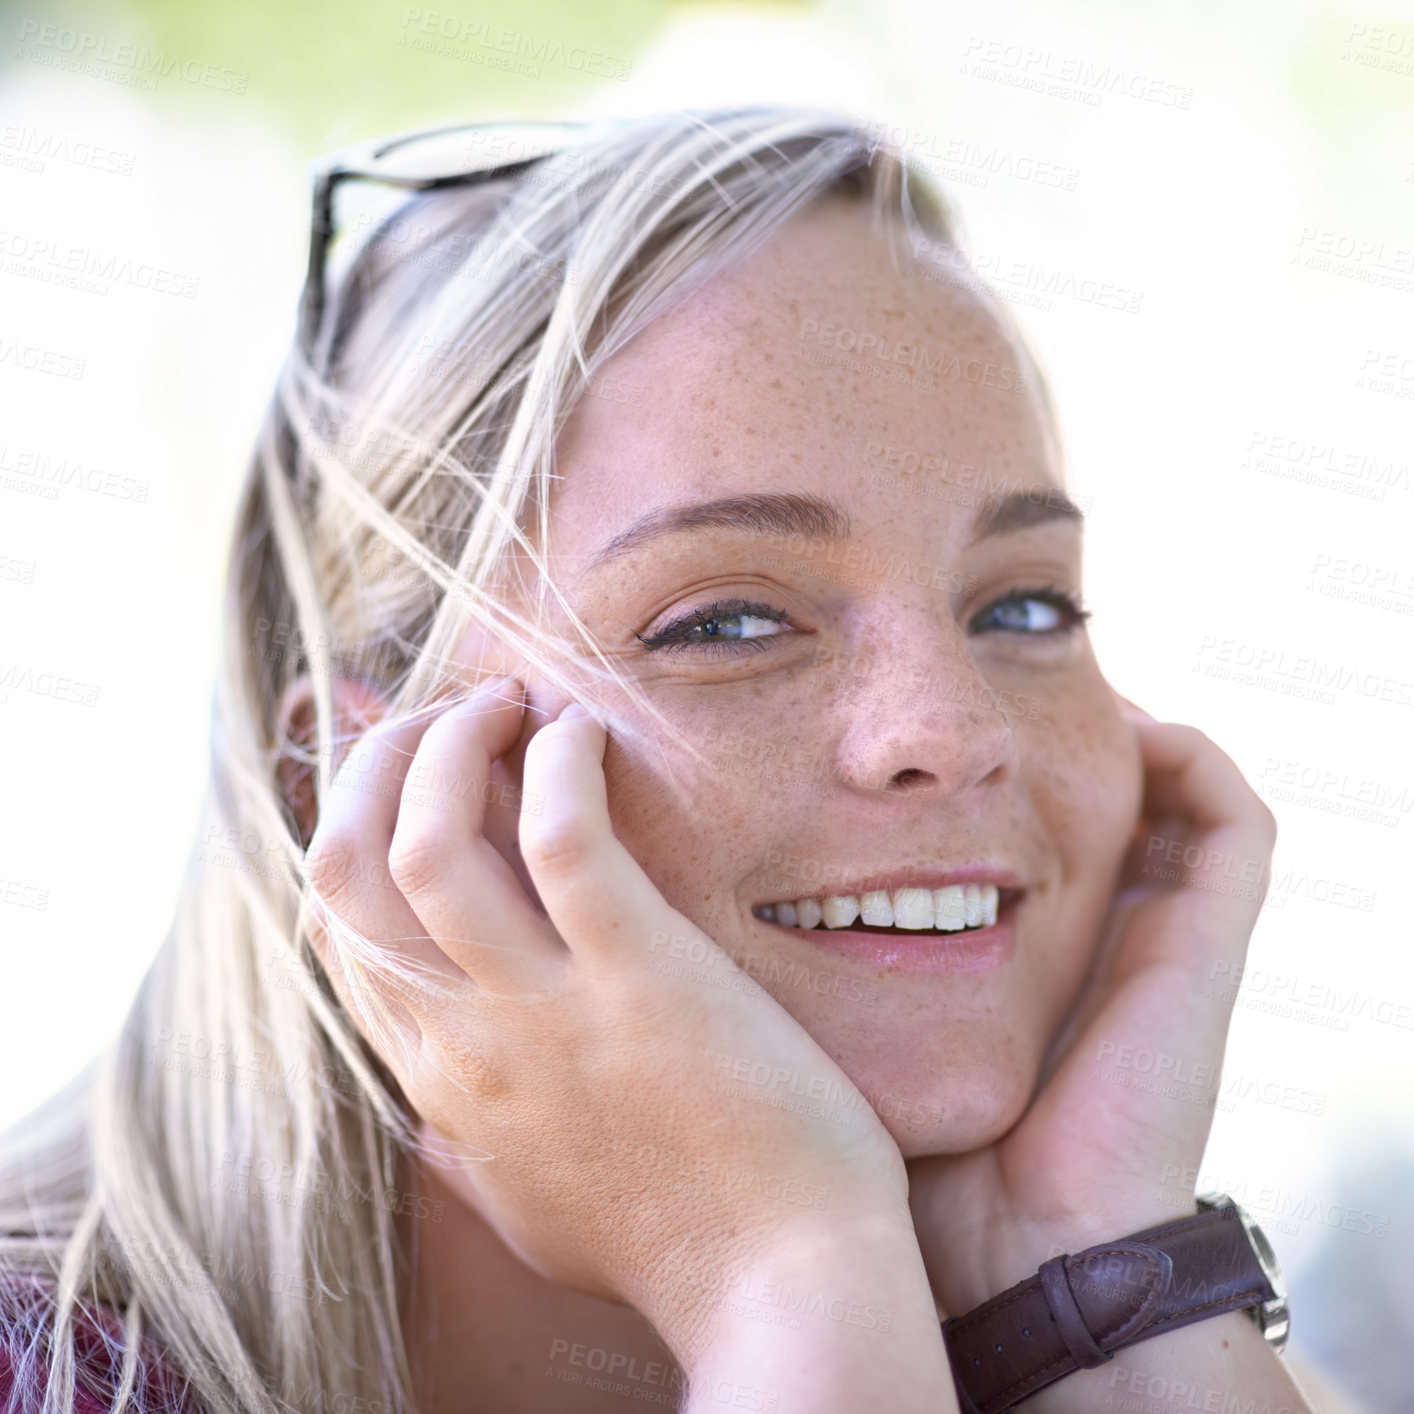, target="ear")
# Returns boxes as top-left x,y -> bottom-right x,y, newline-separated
274,673 -> 392,849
